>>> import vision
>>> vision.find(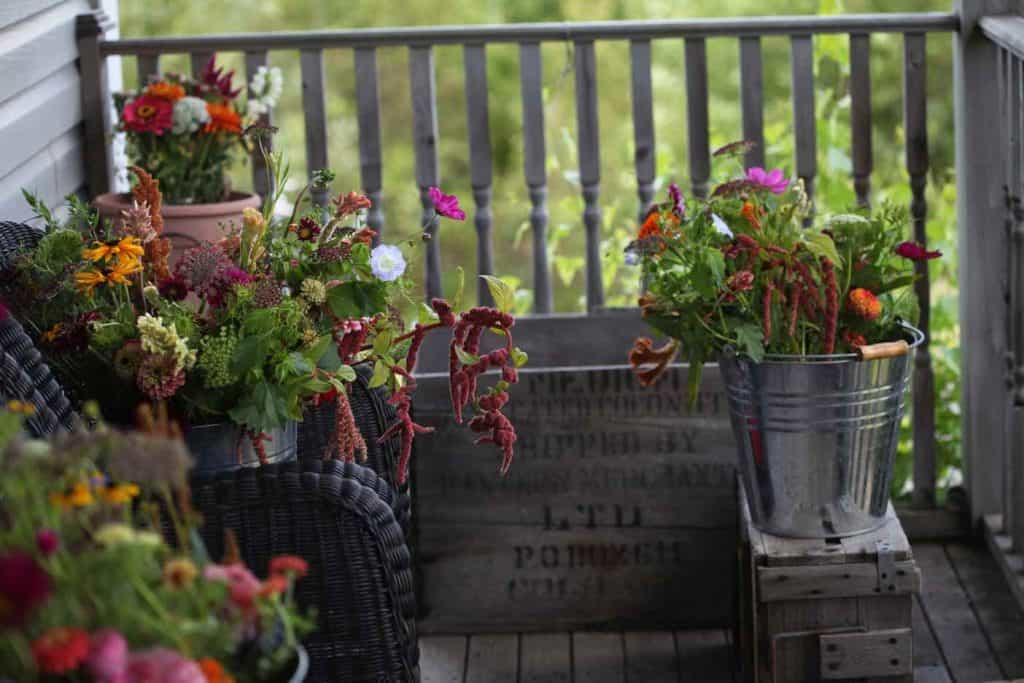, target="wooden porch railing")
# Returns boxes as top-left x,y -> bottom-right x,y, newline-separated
76,11 -> 960,515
